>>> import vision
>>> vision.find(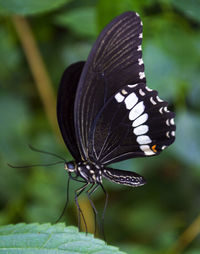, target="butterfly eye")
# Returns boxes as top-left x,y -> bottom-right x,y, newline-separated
65,162 -> 76,172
